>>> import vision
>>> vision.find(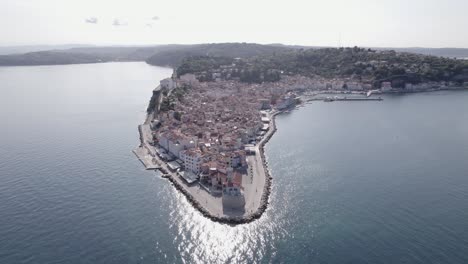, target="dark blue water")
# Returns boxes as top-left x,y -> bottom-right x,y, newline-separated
1,63 -> 468,263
